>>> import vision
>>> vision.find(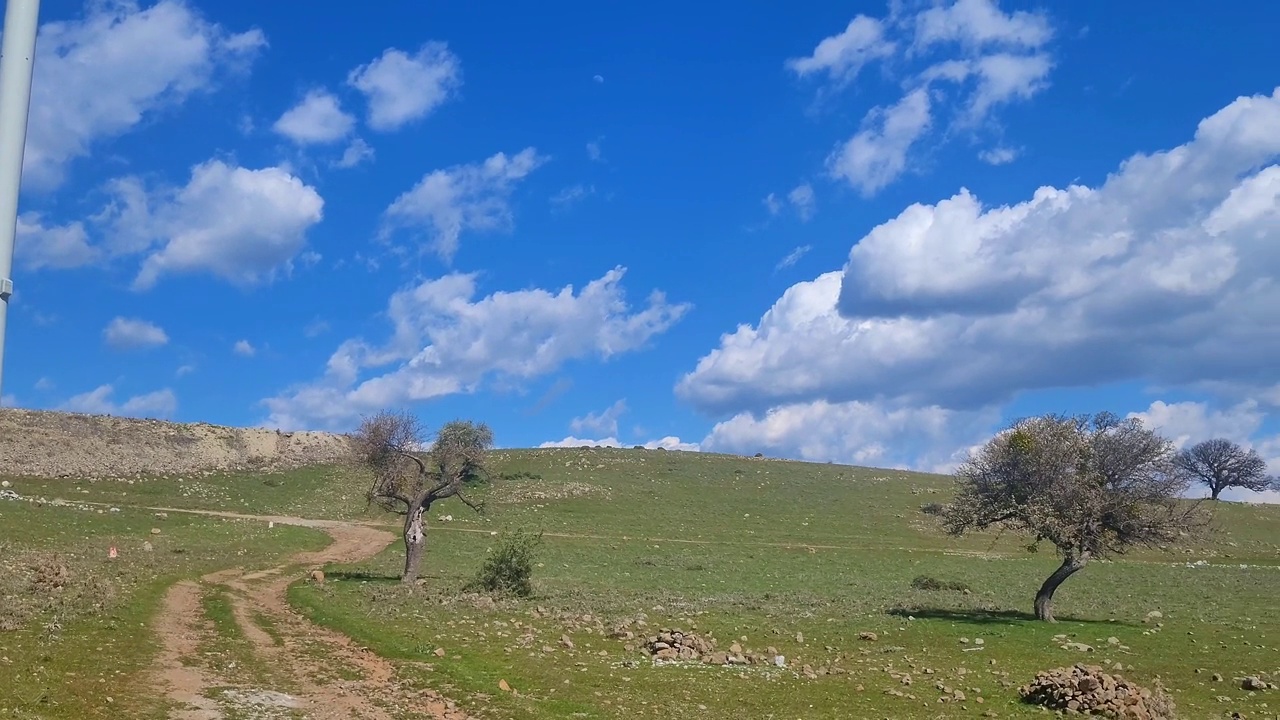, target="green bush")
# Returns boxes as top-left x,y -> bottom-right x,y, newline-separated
919,502 -> 945,516
470,529 -> 542,597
